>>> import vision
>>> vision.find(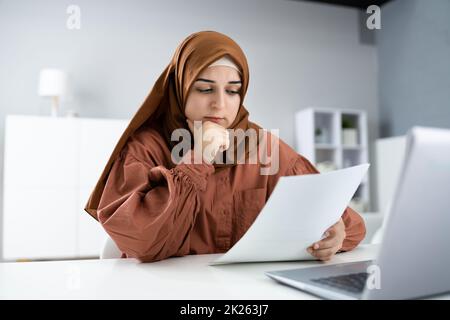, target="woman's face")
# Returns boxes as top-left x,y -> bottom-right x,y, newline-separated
184,66 -> 242,128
